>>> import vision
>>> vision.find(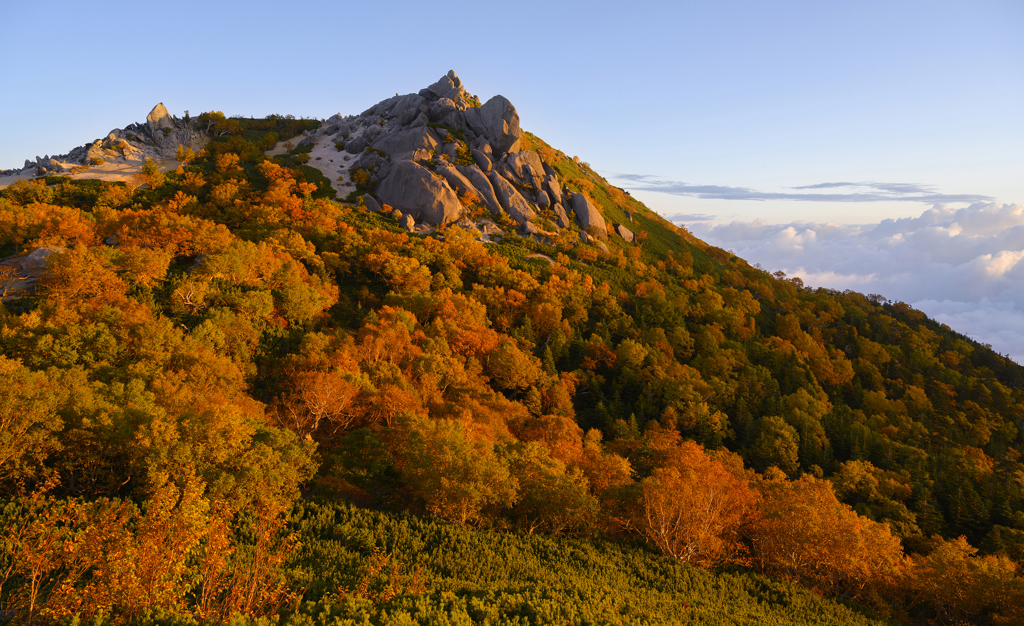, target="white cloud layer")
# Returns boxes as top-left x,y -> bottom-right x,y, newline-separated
687,203 -> 1024,363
